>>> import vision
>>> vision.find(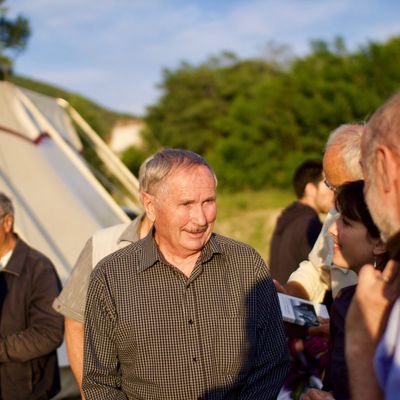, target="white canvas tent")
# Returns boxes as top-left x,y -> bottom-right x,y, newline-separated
0,82 -> 144,390
0,81 -> 142,284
